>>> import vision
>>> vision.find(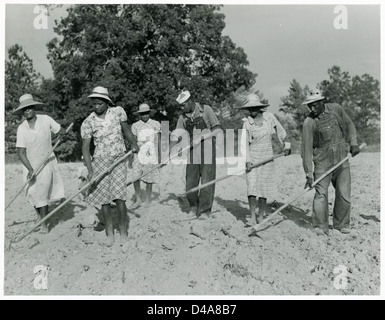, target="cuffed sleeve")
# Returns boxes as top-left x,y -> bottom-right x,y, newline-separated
16,125 -> 26,148
240,121 -> 251,163
47,115 -> 61,134
270,113 -> 287,144
301,117 -> 315,175
203,105 -> 220,129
